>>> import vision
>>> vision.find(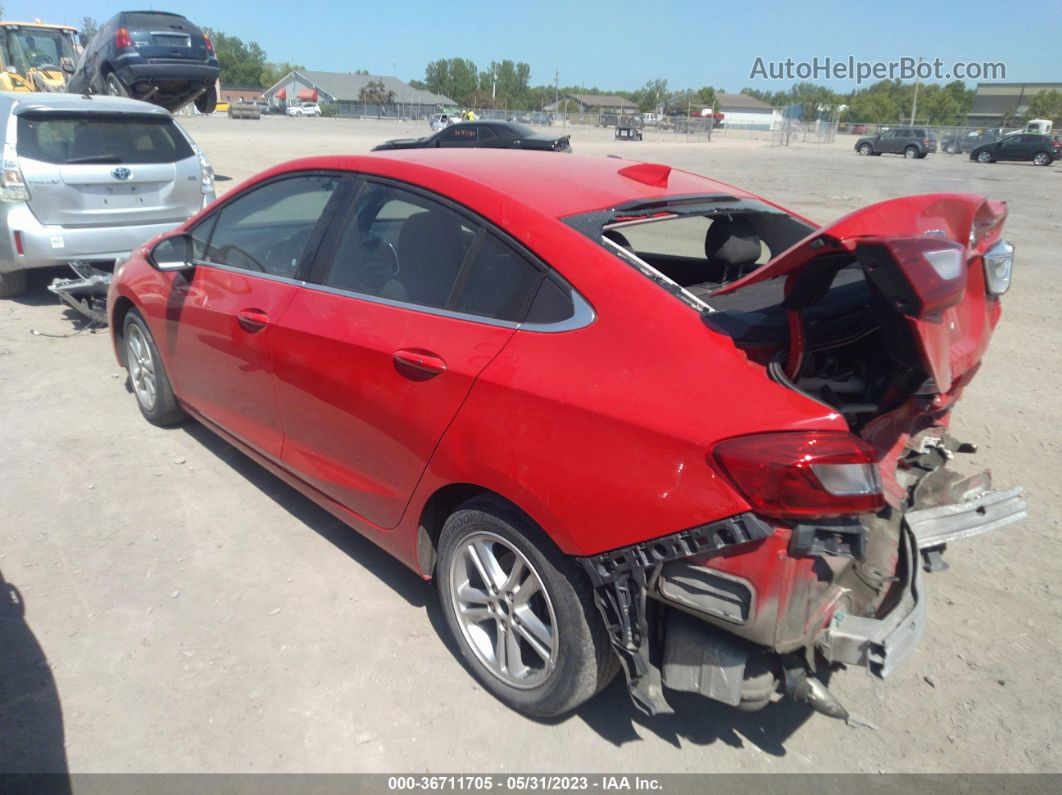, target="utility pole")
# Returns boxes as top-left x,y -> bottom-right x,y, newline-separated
910,56 -> 924,126
554,69 -> 559,106
491,66 -> 496,107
